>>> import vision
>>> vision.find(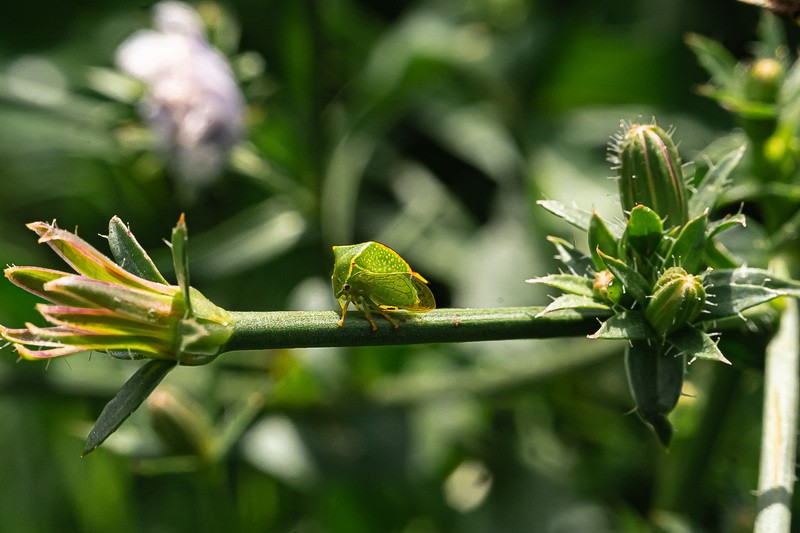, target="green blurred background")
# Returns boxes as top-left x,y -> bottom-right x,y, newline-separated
0,1 -> 780,531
